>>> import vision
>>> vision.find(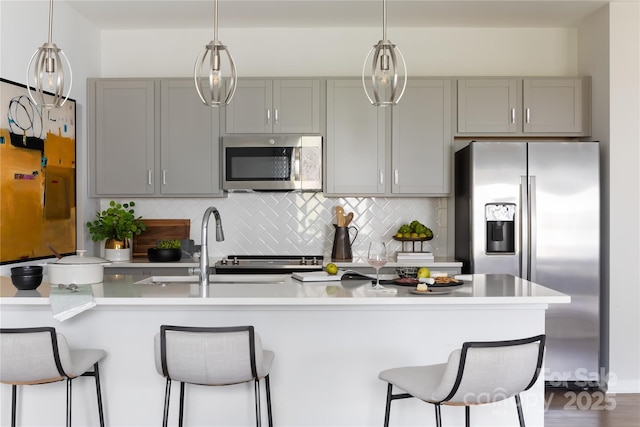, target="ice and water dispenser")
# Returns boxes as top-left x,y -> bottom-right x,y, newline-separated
485,204 -> 516,253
